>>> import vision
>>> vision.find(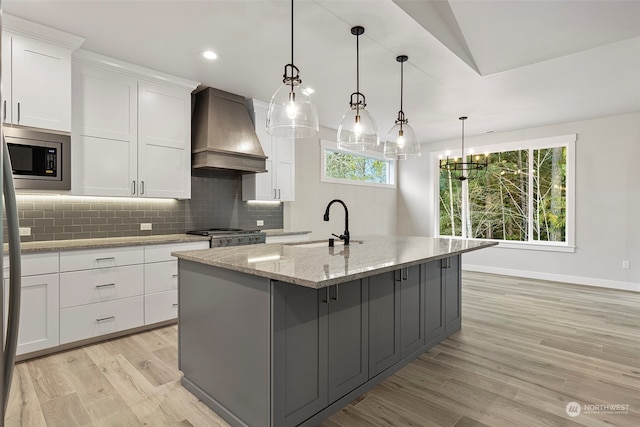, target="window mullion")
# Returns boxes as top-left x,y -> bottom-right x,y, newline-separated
527,148 -> 534,242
